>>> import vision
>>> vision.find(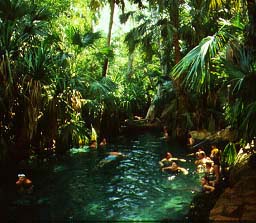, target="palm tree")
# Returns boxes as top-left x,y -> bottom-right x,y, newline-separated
90,0 -> 125,77
0,0 -> 54,160
102,0 -> 115,77
171,3 -> 256,140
